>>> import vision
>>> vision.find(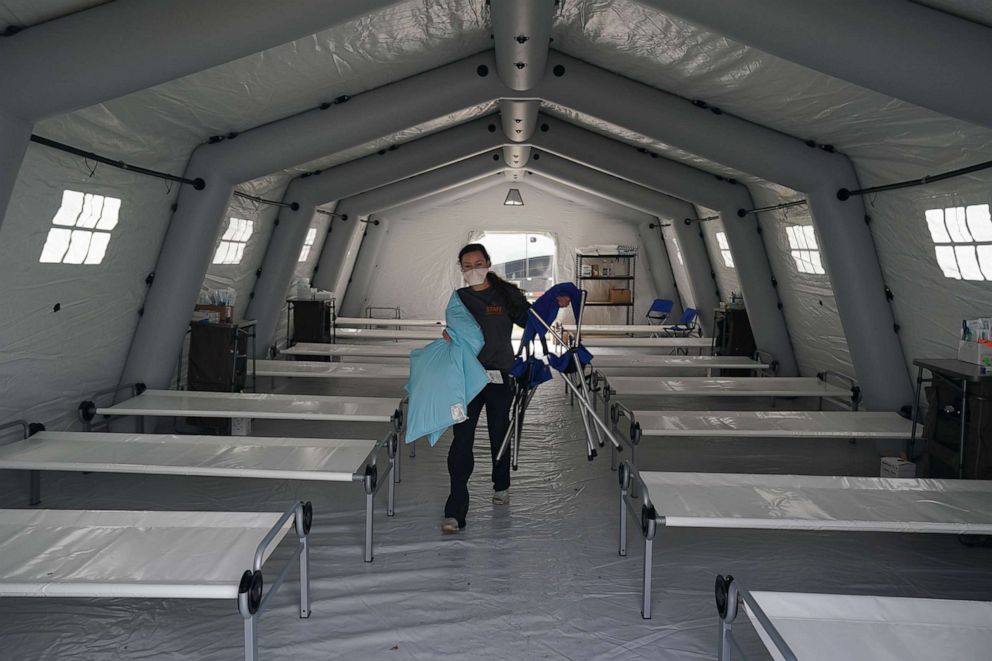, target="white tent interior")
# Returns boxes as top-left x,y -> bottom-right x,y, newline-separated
0,1 -> 991,659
